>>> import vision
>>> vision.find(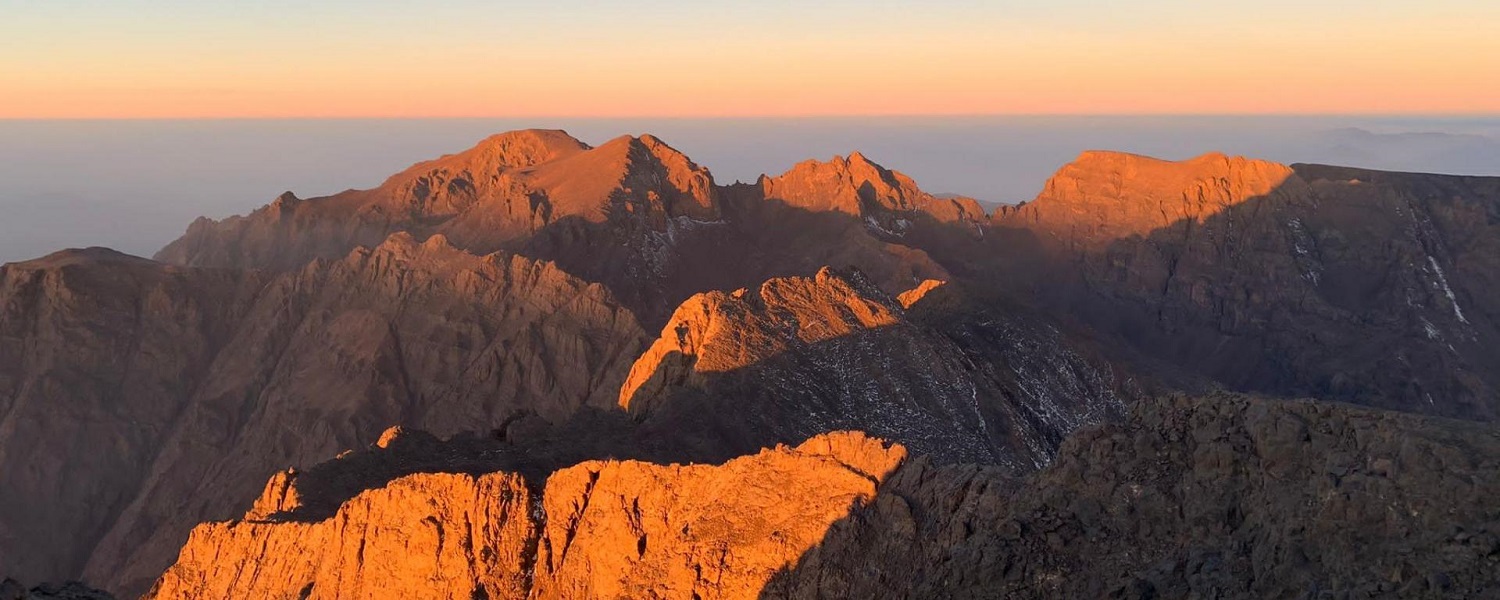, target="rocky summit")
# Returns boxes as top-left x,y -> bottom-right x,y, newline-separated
2,131 -> 1499,599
